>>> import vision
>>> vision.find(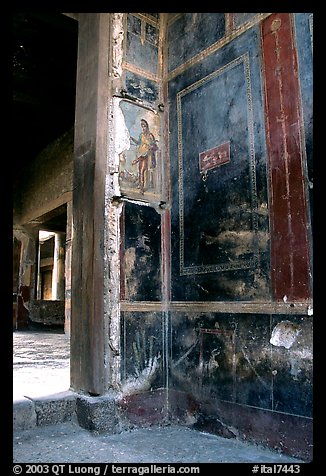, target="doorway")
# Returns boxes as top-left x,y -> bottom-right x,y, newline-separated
13,12 -> 78,399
